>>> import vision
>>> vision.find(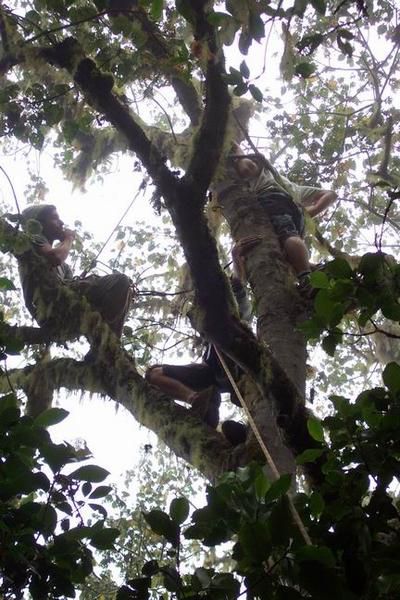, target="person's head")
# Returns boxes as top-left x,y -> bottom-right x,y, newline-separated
233,157 -> 260,179
21,204 -> 64,242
